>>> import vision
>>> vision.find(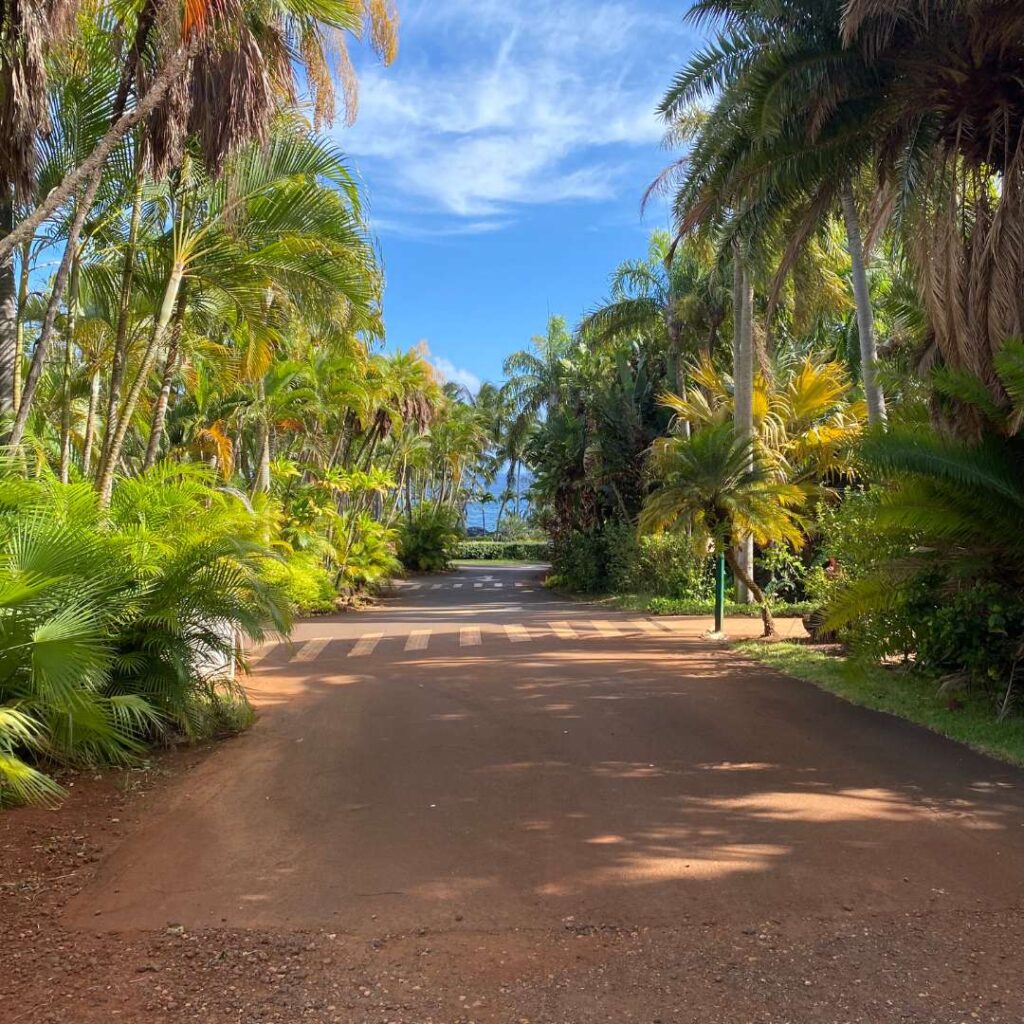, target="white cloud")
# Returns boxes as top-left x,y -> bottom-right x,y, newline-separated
430,354 -> 483,395
342,1 -> 693,223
